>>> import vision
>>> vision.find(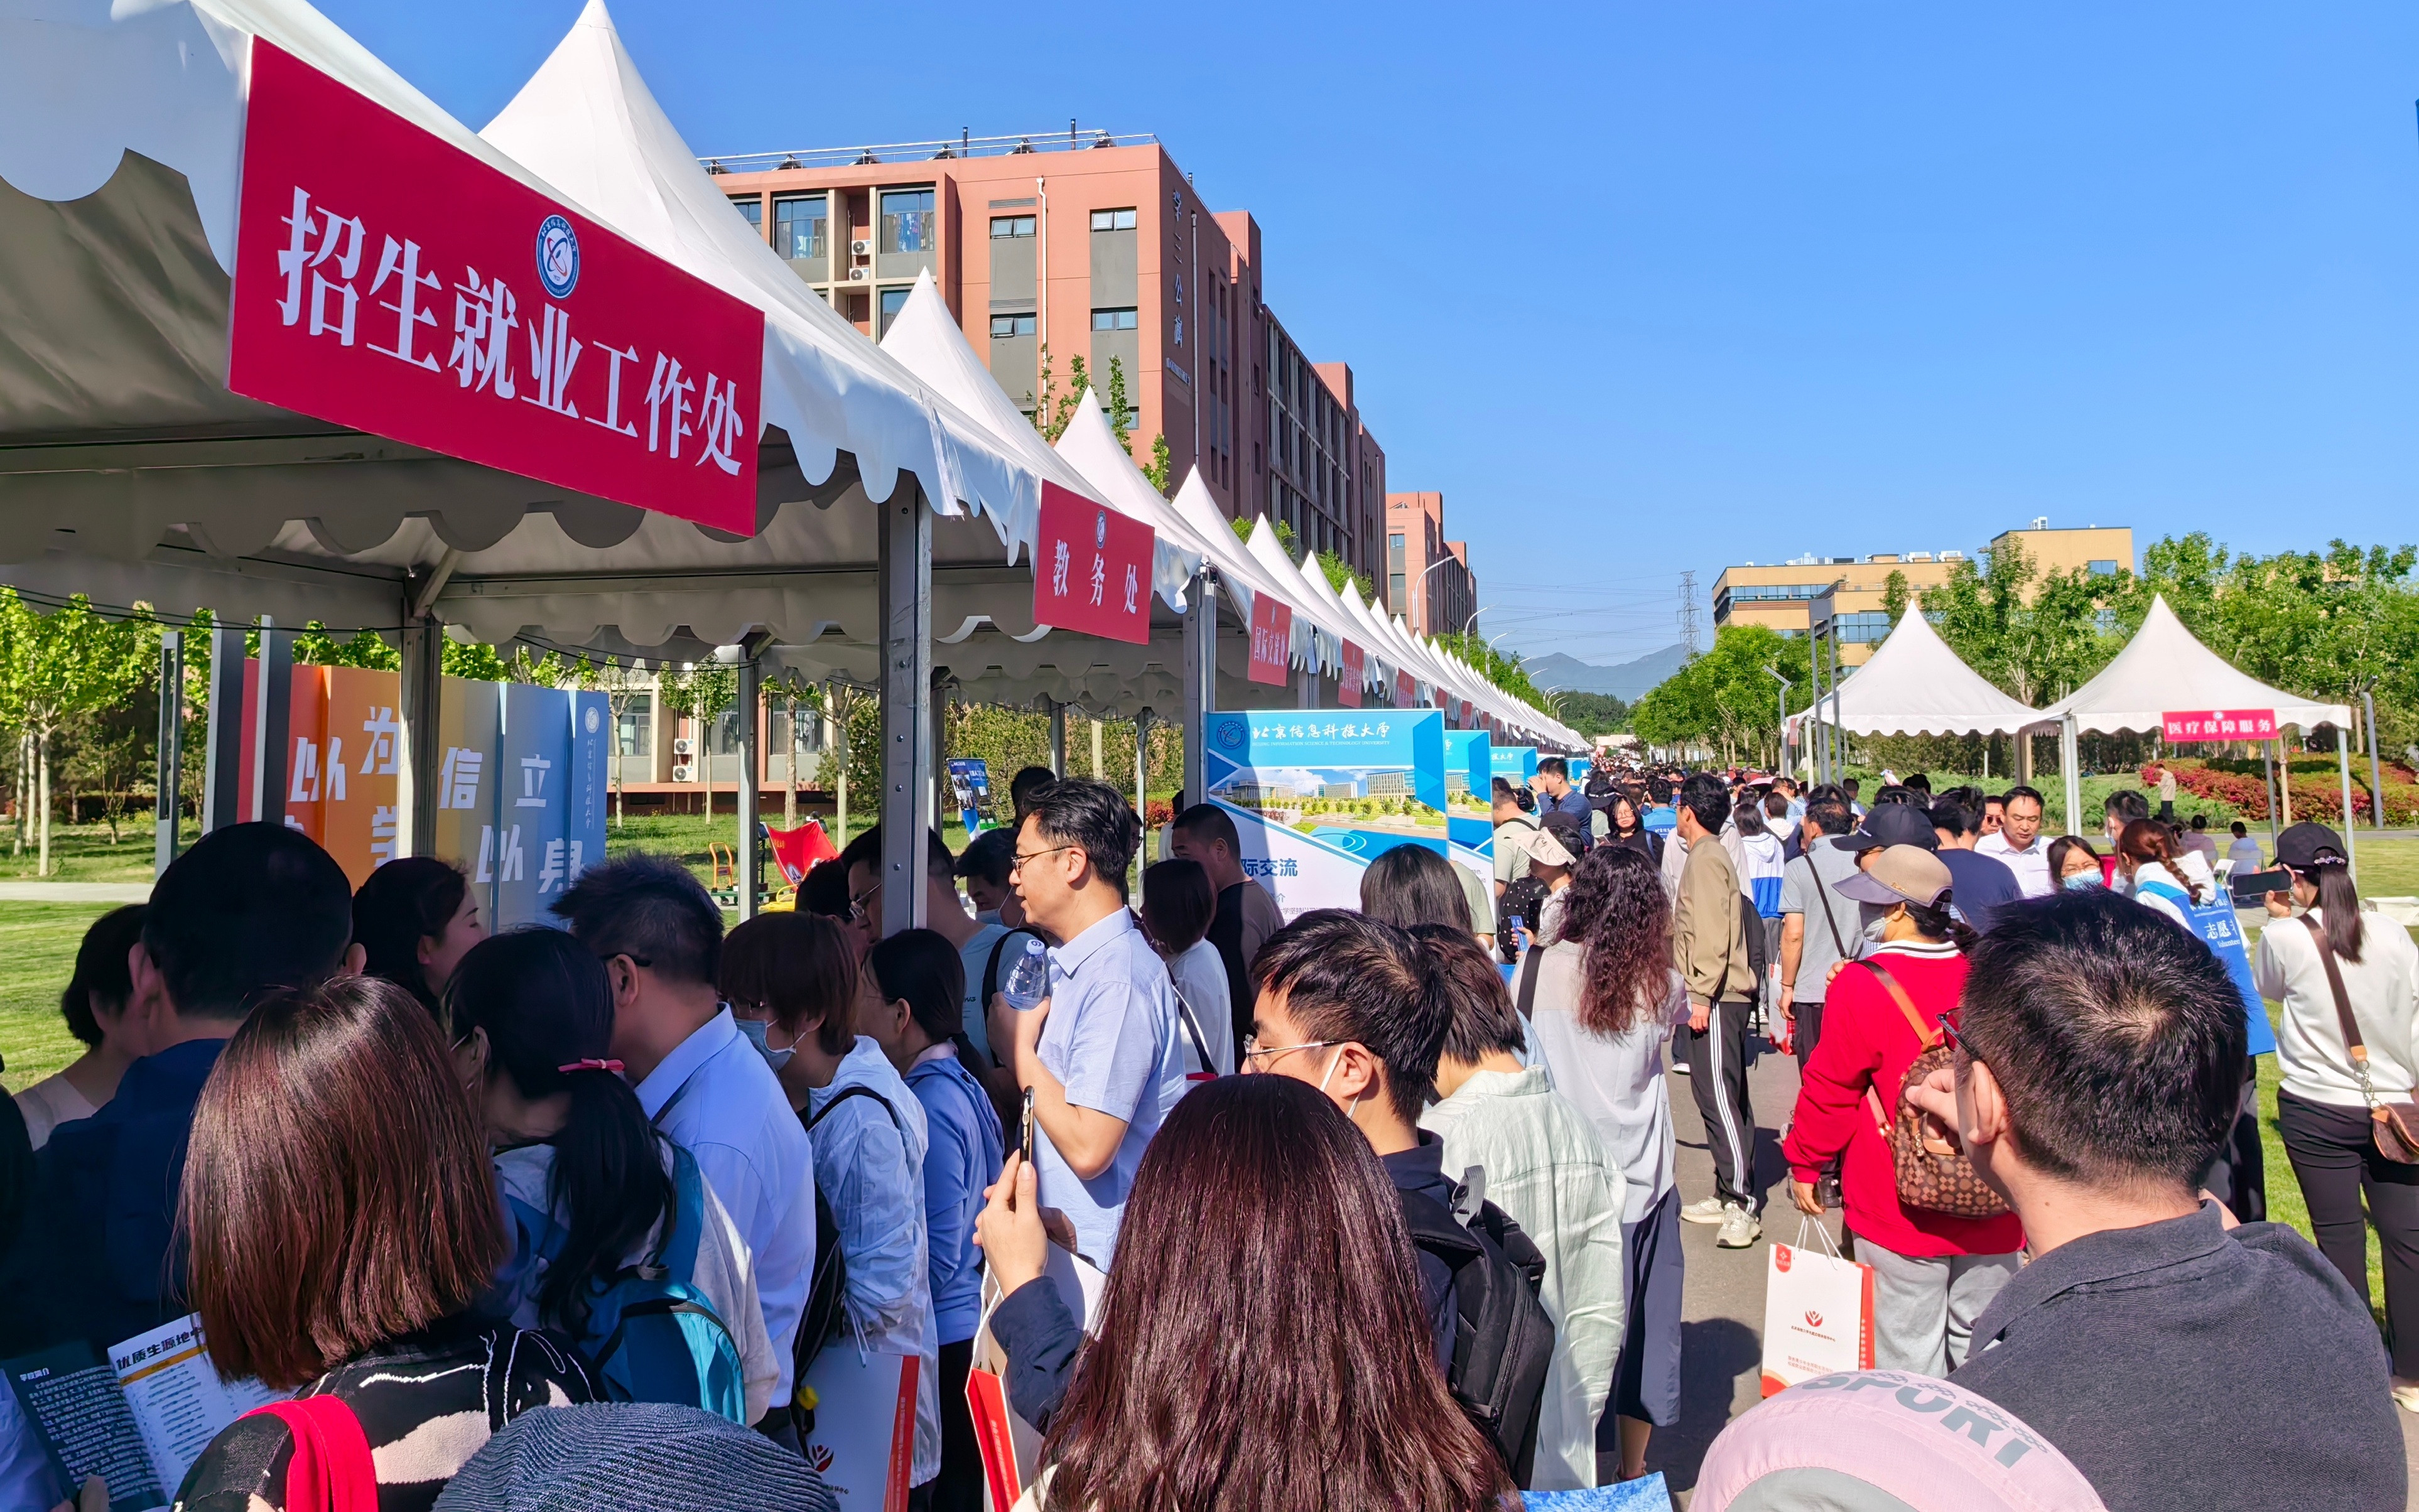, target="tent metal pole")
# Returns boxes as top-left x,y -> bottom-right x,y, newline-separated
202,622 -> 244,832
400,615 -> 444,860
2339,735 -> 2359,882
1048,698 -> 1066,778
2365,691 -> 2385,832
2060,716 -> 2082,839
250,618 -> 293,826
735,642 -> 762,922
1135,710 -> 1151,867
154,628 -> 182,876
877,481 -> 934,938
1181,571 -> 1215,808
